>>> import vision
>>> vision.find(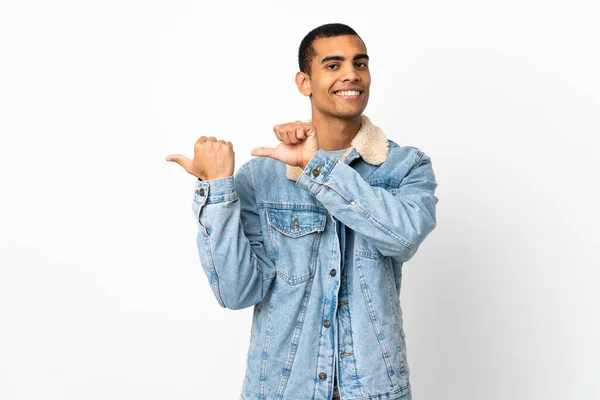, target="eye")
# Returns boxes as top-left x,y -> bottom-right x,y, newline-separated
355,61 -> 368,68
326,64 -> 340,70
